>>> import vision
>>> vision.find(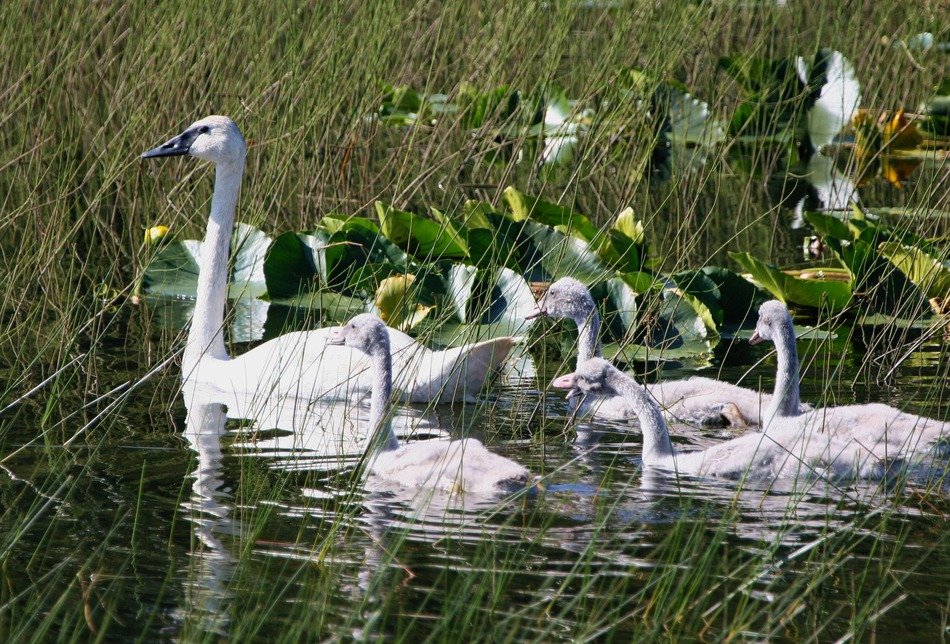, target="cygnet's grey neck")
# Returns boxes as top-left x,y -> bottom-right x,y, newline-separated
367,342 -> 399,453
608,370 -> 674,464
764,321 -> 801,424
574,308 -> 601,368
185,159 -> 245,372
